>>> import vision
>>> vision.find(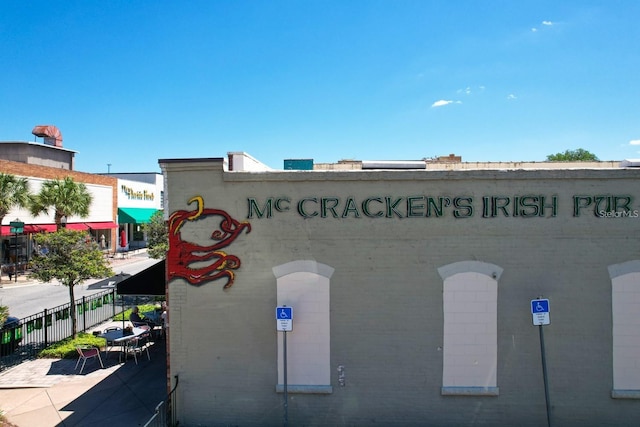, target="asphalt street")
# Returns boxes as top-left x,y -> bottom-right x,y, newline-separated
0,252 -> 160,319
